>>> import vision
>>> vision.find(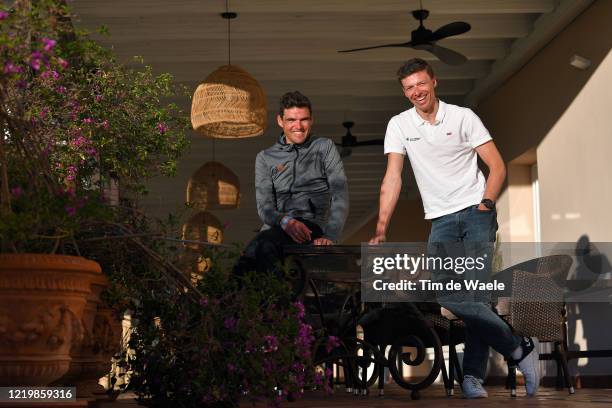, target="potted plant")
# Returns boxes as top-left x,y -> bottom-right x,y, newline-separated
0,0 -> 188,386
